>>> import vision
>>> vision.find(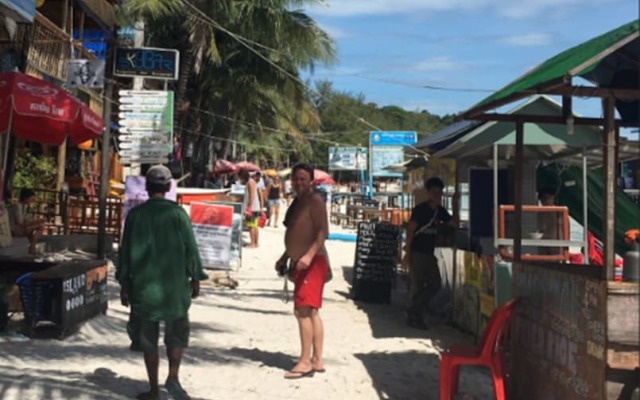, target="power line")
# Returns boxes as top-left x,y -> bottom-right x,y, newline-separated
174,0 -> 429,156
